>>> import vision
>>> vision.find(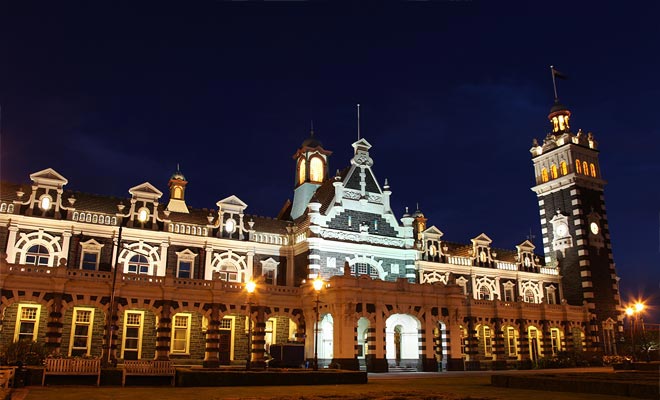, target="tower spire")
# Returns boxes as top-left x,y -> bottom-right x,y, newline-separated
550,66 -> 568,101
